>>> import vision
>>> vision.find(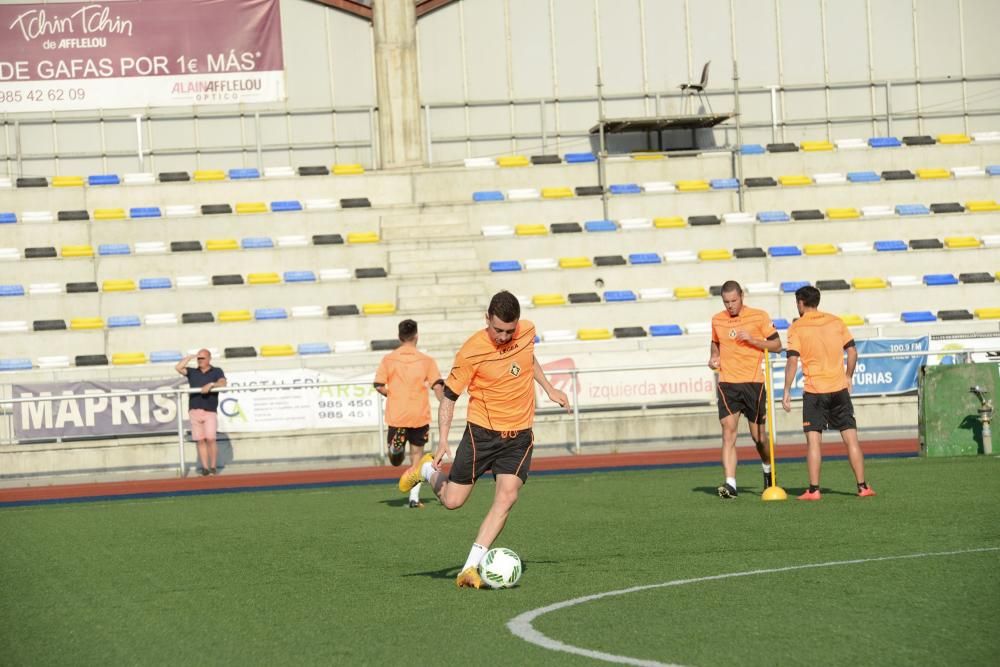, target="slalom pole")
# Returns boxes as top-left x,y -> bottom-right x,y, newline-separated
762,351 -> 787,501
